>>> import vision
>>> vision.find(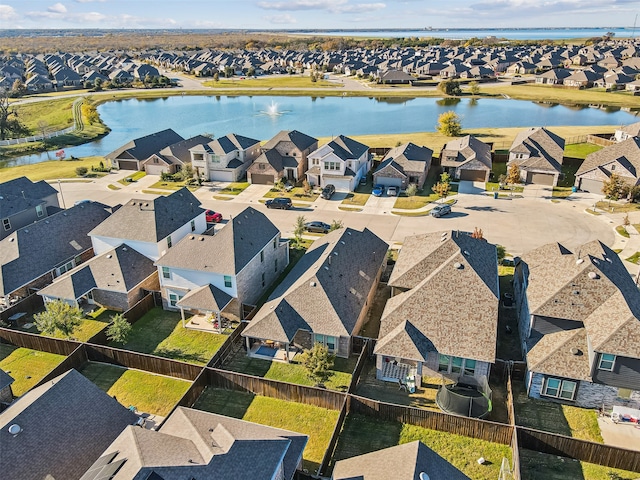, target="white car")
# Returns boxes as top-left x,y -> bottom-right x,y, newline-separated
387,186 -> 398,196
